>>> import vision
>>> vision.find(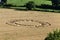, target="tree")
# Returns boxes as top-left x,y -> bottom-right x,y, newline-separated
51,0 -> 59,6
25,1 -> 35,10
0,0 -> 7,5
46,0 -> 60,6
45,29 -> 60,40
